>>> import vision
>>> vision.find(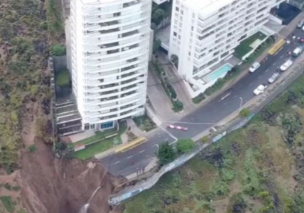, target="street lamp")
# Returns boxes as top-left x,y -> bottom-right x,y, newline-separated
155,144 -> 159,155
239,97 -> 243,111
